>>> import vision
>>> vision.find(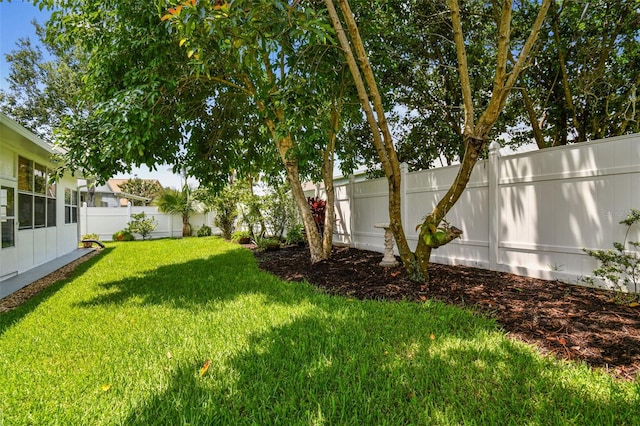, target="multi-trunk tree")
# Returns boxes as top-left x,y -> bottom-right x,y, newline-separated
160,0 -> 348,261
325,0 -> 552,280
33,0 -> 360,262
